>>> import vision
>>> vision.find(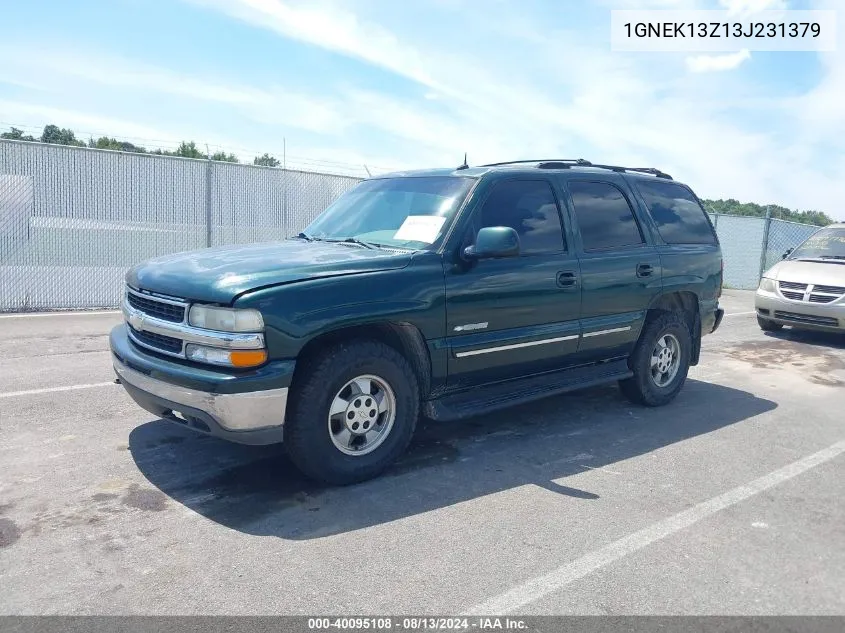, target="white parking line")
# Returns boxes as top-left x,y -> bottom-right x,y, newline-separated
464,439 -> 845,615
724,311 -> 756,317
0,382 -> 116,398
0,310 -> 120,319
